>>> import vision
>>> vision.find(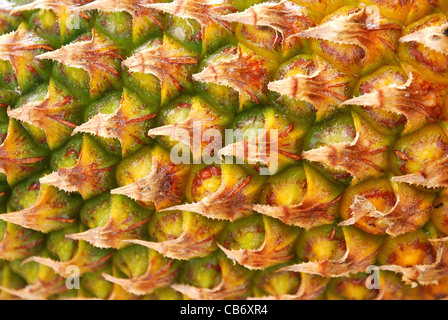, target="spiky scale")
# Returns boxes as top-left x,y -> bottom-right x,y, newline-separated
339,177 -> 435,236
113,144 -> 190,211
0,184 -> 82,233
40,134 -> 118,200
342,68 -> 447,134
193,45 -> 274,111
389,123 -> 448,187
0,119 -> 49,186
218,215 -> 299,270
126,211 -> 226,261
102,247 -> 178,296
9,78 -> 83,150
218,106 -> 305,174
297,6 -> 402,75
79,0 -> 164,46
221,0 -> 317,54
268,56 -> 354,120
378,236 -> 448,288
25,235 -> 113,278
281,226 -> 382,278
399,14 -> 448,84
0,222 -> 46,261
74,88 -> 158,157
1,0 -> 448,301
149,95 -> 234,162
173,254 -> 251,300
123,36 -> 199,105
67,194 -> 152,249
252,164 -> 343,229
163,164 -> 264,221
0,23 -> 53,92
302,111 -> 393,184
0,0 -> 22,35
37,30 -> 124,98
